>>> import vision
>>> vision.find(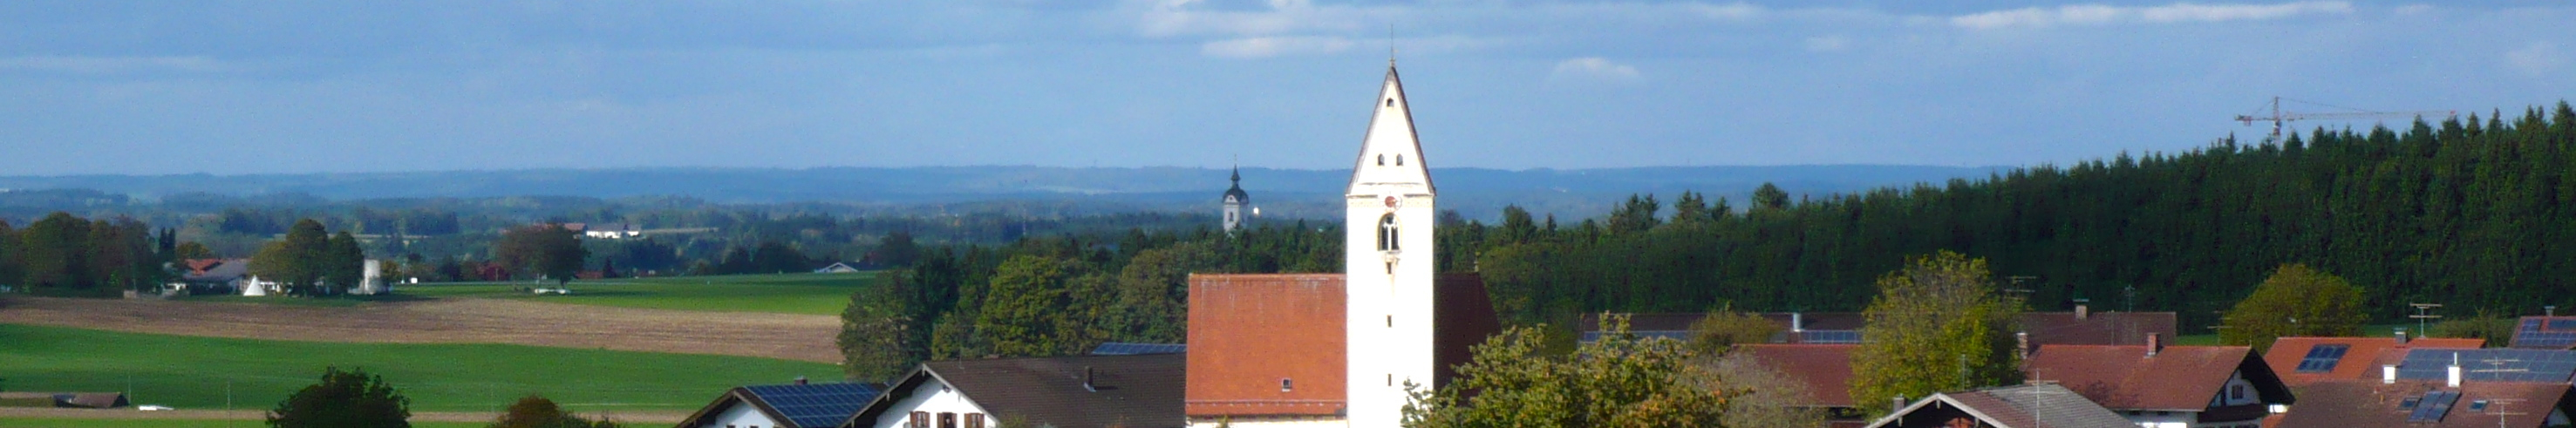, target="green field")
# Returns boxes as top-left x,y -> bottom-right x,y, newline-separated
392,272 -> 878,316
0,323 -> 842,413
0,418 -> 487,428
